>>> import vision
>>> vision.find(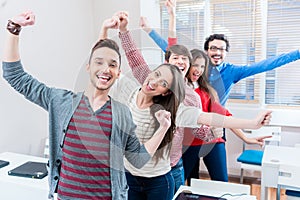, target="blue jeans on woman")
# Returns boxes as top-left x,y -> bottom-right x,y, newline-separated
125,170 -> 174,200
182,142 -> 228,185
170,158 -> 185,193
